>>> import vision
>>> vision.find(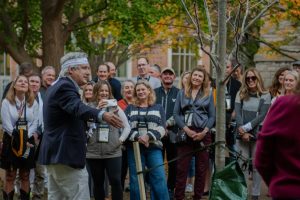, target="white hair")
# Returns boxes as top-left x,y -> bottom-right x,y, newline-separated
59,52 -> 88,78
42,66 -> 55,75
